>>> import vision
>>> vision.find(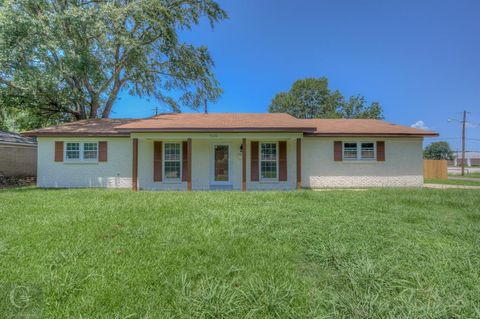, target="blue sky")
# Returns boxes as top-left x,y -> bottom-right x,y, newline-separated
113,0 -> 480,151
